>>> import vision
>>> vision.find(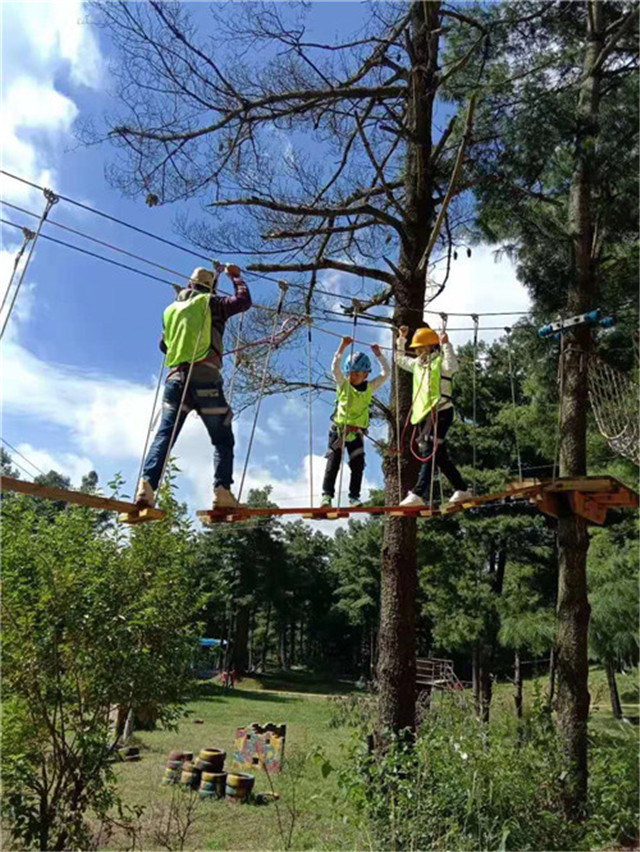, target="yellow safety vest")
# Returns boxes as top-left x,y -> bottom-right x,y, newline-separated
411,355 -> 443,425
333,380 -> 373,436
163,292 -> 211,368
